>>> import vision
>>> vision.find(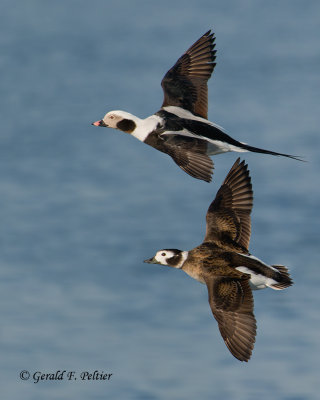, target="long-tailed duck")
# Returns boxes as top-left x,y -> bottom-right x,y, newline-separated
92,30 -> 301,182
144,158 -> 293,361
